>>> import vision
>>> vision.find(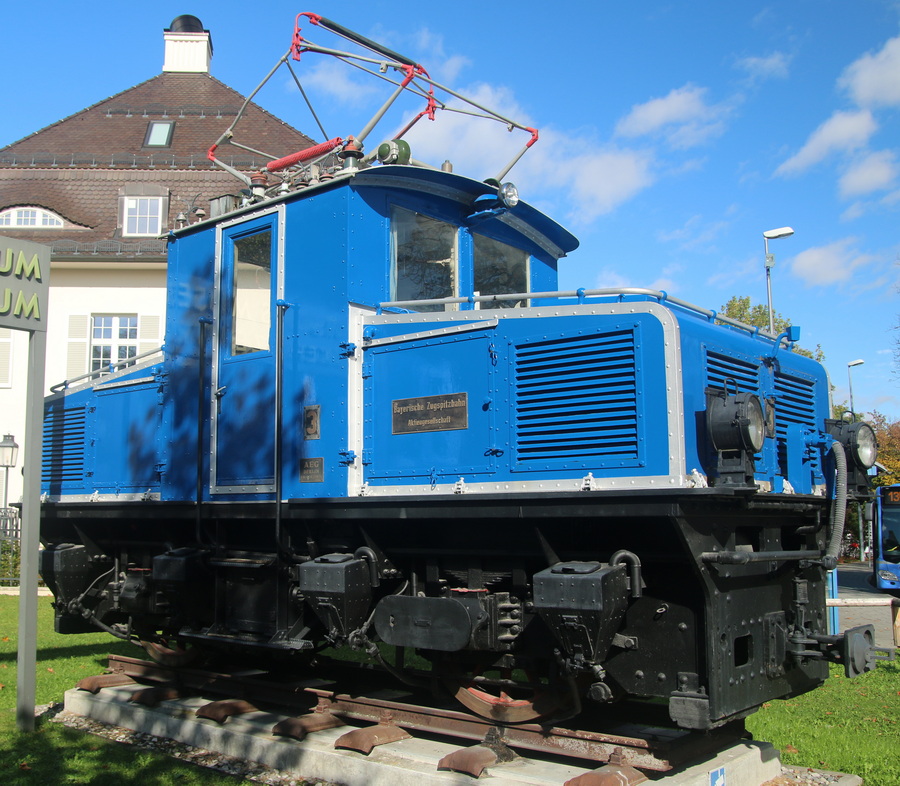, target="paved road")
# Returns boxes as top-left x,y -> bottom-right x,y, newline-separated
835,562 -> 898,651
